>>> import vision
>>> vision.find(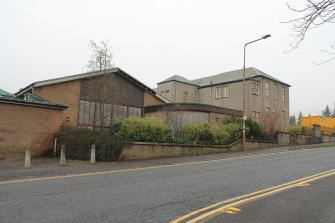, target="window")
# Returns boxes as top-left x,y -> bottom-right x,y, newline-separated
113,105 -> 127,121
252,111 -> 256,122
265,81 -> 270,97
183,91 -> 188,102
251,82 -> 260,95
160,90 -> 169,99
256,112 -> 260,123
215,85 -> 228,98
274,84 -> 278,100
281,87 -> 285,101
265,107 -> 271,124
129,107 -> 142,117
252,111 -> 260,123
